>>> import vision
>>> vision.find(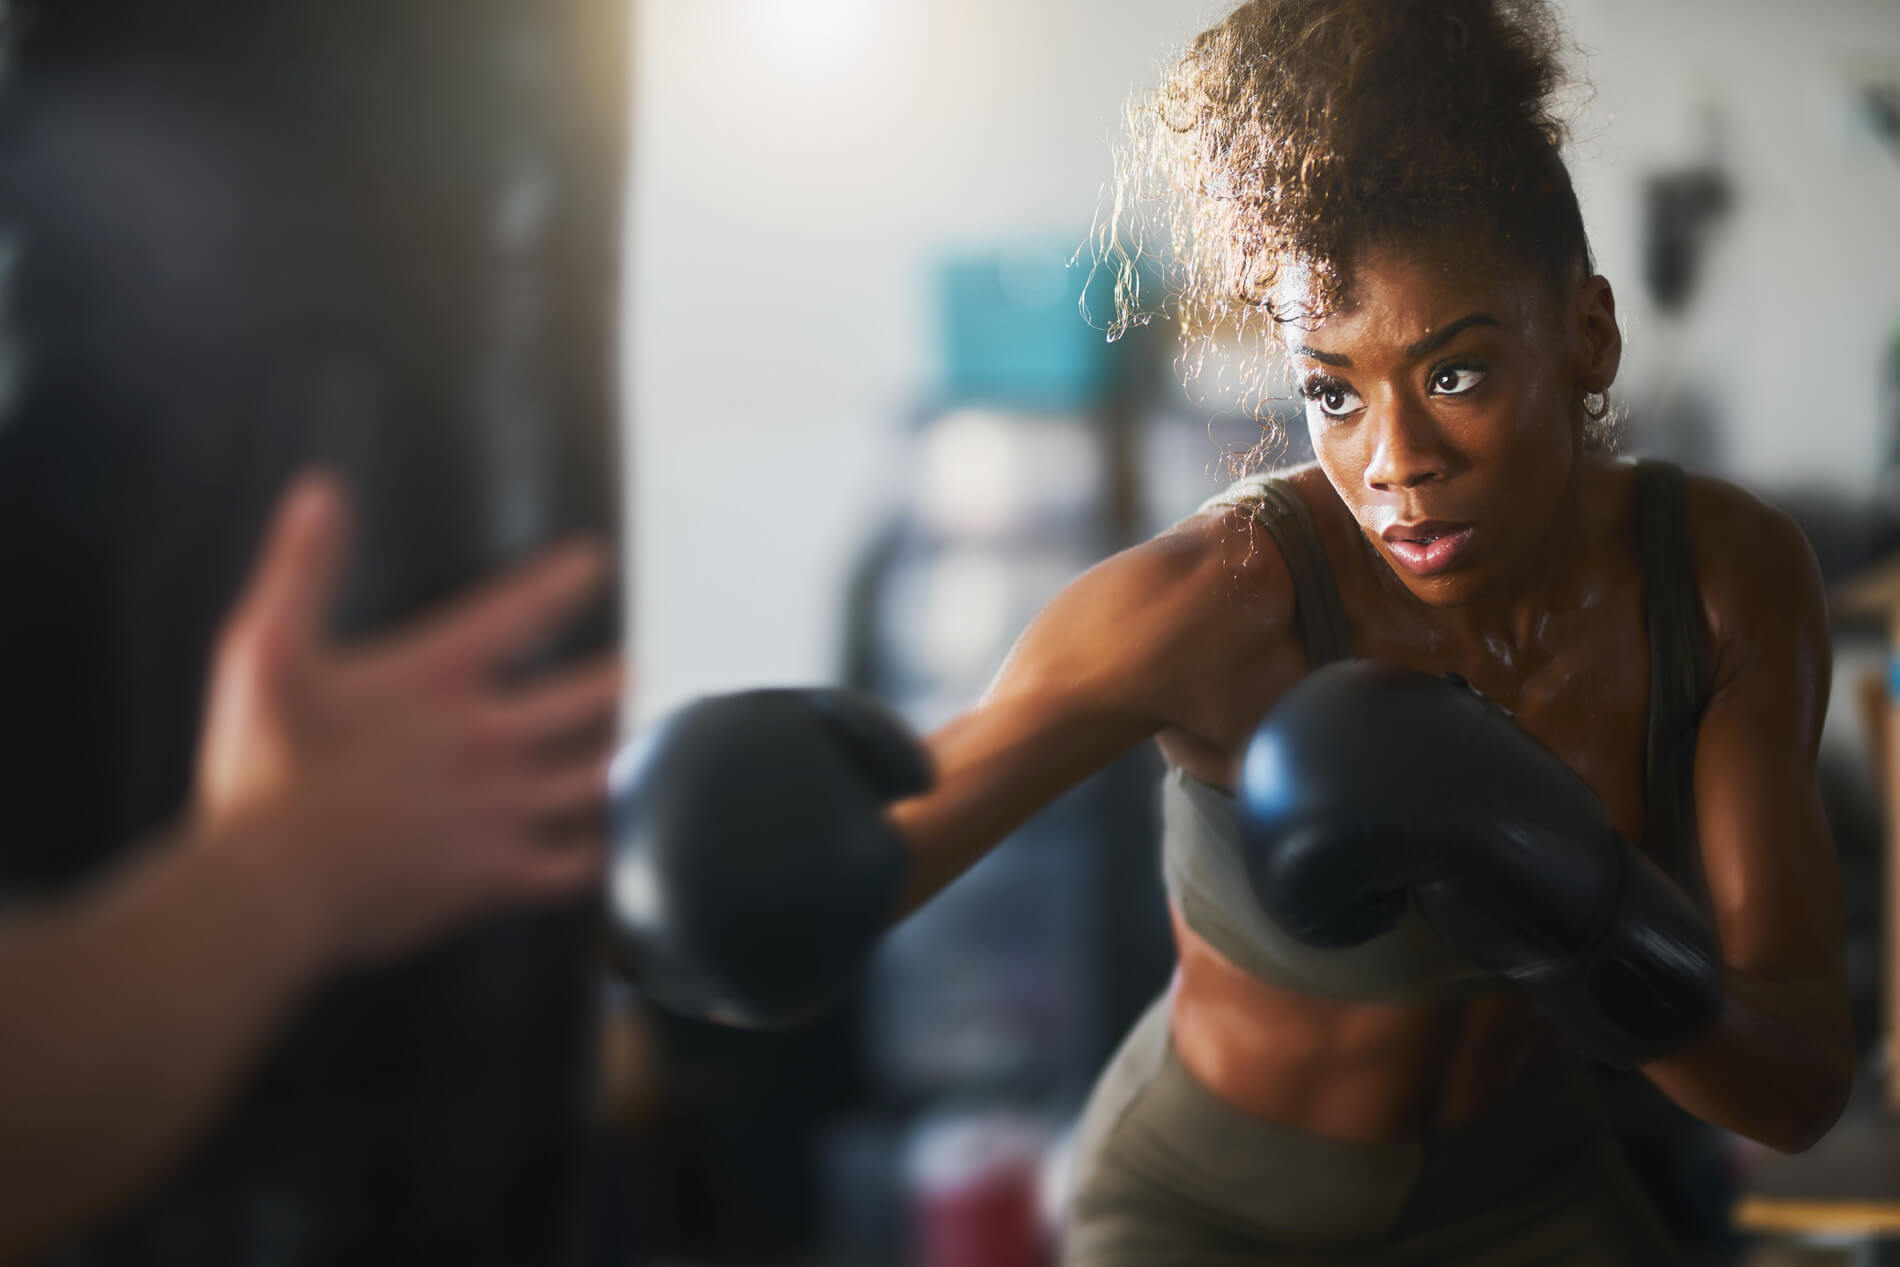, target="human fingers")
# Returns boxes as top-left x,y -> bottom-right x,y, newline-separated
492,838 -> 606,905
401,540 -> 609,679
502,751 -> 617,824
230,470 -> 354,661
483,653 -> 626,749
